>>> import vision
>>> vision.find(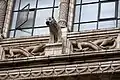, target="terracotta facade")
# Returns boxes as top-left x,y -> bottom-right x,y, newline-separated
0,0 -> 120,80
